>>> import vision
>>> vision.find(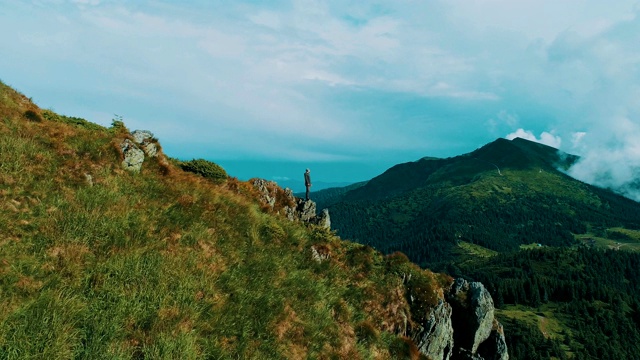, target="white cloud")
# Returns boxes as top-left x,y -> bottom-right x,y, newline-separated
567,117 -> 640,201
571,131 -> 587,148
506,129 -> 562,148
2,0 -> 640,185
